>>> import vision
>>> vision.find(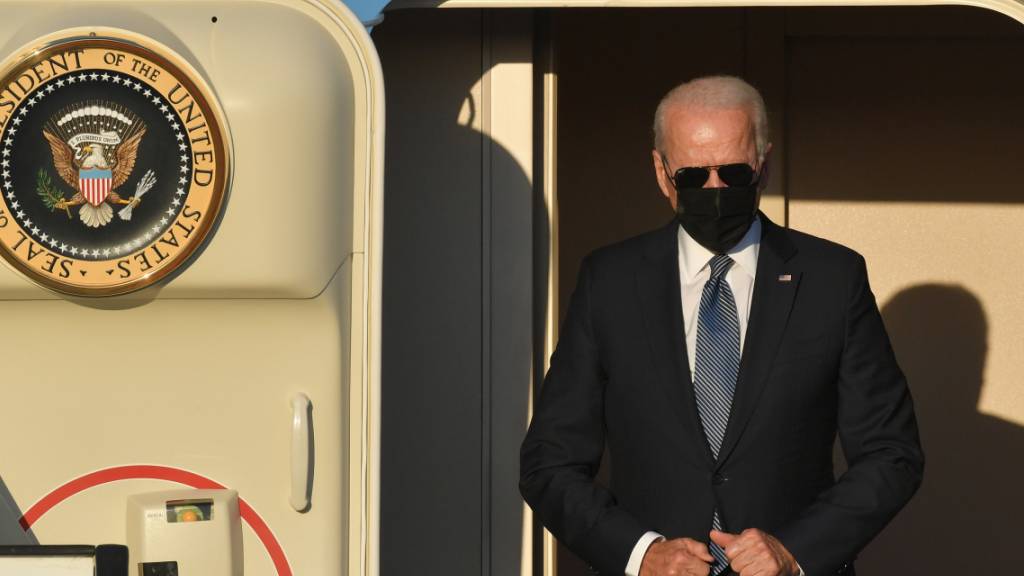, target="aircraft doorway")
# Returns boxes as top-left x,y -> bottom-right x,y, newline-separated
549,5 -> 1024,576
